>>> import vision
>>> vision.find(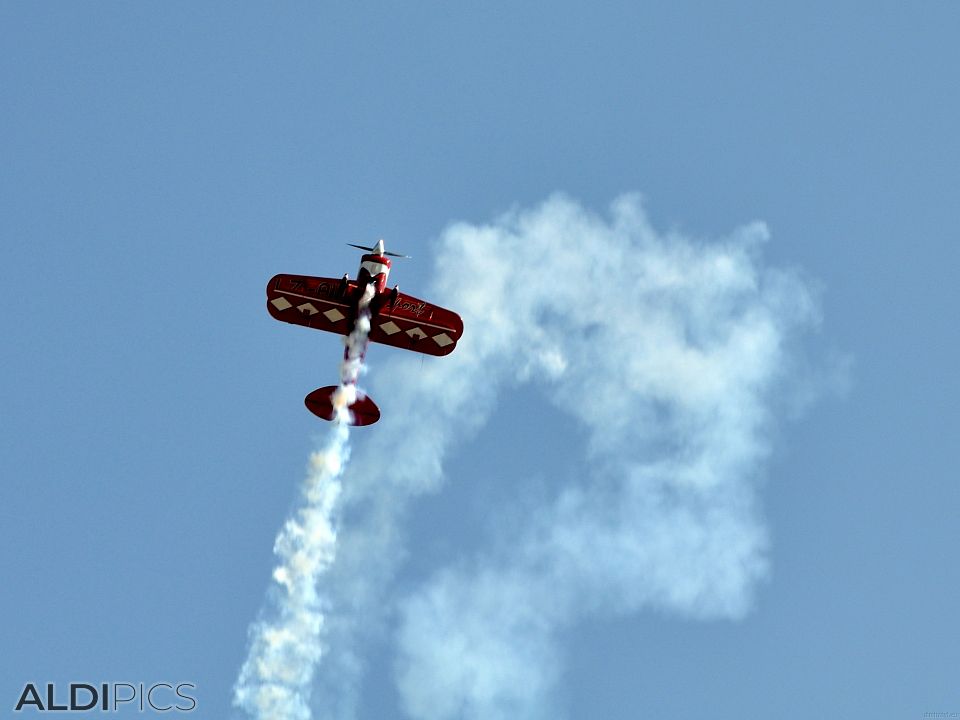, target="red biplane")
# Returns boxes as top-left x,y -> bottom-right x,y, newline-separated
266,240 -> 463,426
